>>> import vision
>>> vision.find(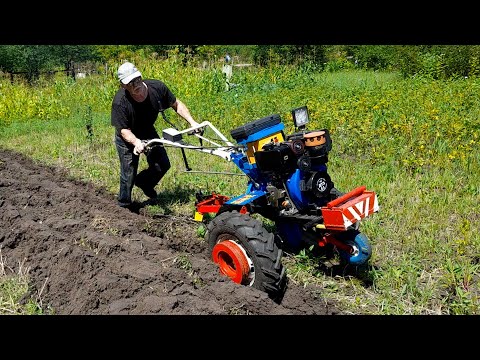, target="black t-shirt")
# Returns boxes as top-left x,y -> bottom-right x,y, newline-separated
111,79 -> 176,142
